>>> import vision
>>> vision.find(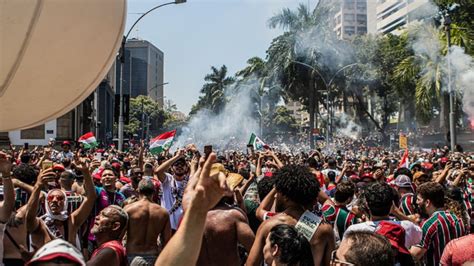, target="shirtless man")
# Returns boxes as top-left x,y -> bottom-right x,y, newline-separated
247,165 -> 335,266
25,158 -> 96,249
124,179 -> 171,265
196,191 -> 255,266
